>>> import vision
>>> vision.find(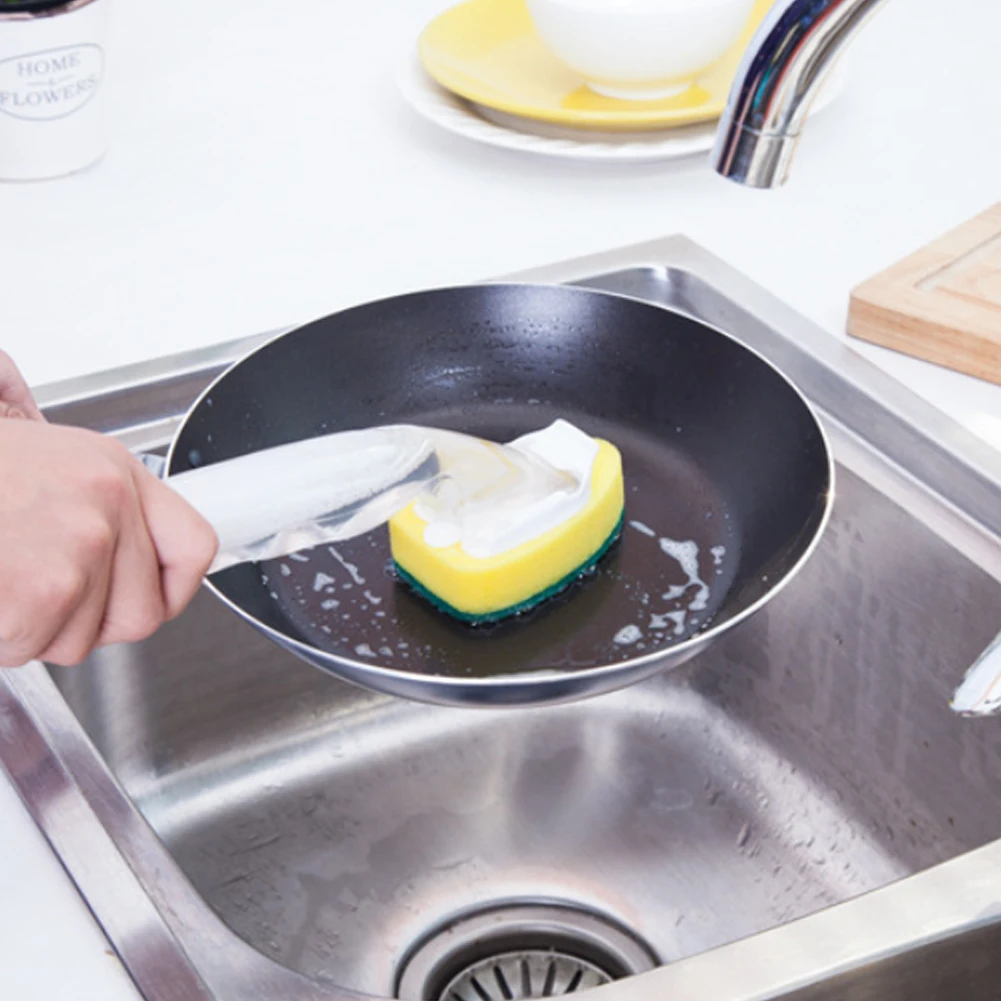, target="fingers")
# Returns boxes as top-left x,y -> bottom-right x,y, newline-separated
0,556 -> 91,667
93,470 -> 168,649
0,510 -> 115,667
21,459 -> 175,662
37,530 -> 115,666
132,463 -> 218,620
